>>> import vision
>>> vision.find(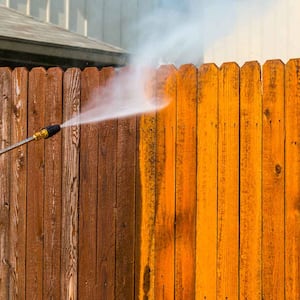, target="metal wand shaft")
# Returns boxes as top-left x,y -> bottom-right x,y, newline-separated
0,137 -> 35,155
